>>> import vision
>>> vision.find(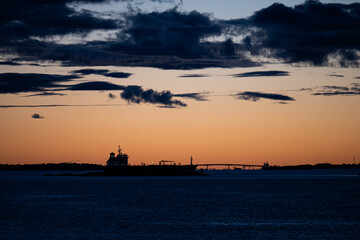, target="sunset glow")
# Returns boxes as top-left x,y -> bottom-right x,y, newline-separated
1,0 -> 359,166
